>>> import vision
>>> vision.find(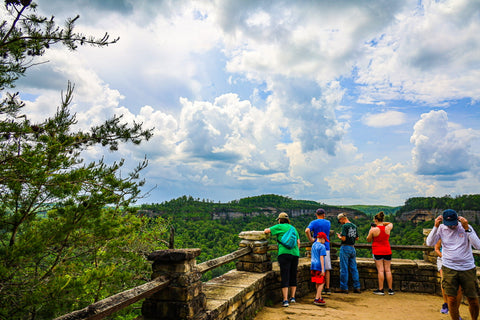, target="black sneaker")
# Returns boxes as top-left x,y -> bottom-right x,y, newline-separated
353,288 -> 361,294
373,289 -> 385,295
388,289 -> 395,295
